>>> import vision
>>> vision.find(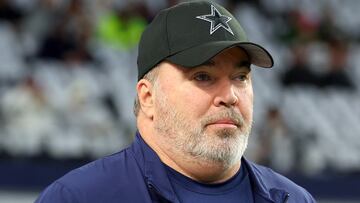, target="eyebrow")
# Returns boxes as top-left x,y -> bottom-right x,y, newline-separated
238,61 -> 251,69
